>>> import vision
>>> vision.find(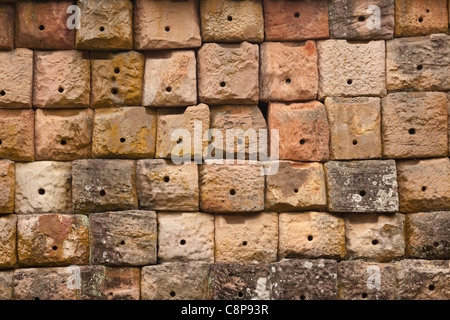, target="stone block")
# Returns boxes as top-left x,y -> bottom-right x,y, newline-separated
0,4 -> 13,50
0,215 -> 16,269
0,109 -> 34,161
0,271 -> 13,300
0,160 -> 14,214
448,92 -> 450,155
